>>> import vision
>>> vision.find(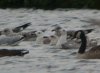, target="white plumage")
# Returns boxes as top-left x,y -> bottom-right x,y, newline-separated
56,29 -> 67,48
36,31 -> 44,44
